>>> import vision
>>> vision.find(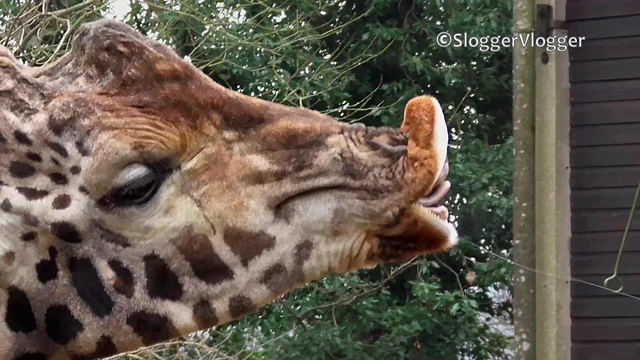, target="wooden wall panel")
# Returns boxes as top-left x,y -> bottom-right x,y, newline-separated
568,2 -> 640,357
571,101 -> 640,126
566,0 -> 640,21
